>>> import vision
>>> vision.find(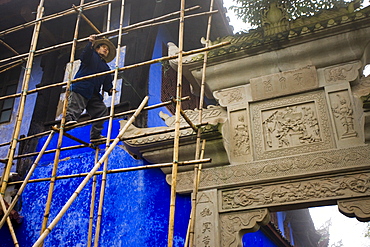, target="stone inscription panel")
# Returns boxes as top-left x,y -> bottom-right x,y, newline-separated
250,65 -> 318,101
251,90 -> 334,160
